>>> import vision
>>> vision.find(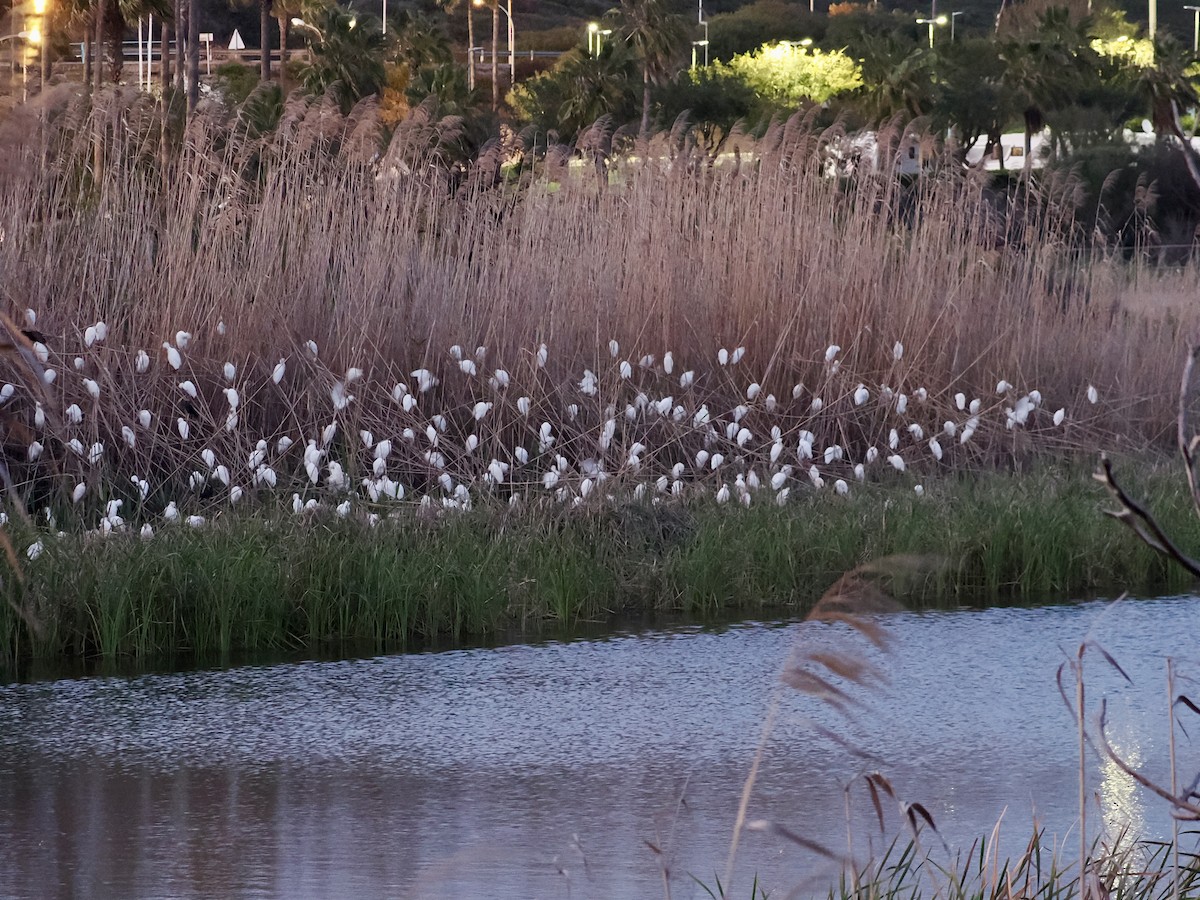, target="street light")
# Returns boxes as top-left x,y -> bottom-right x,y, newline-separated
916,13 -> 947,48
473,0 -> 515,87
587,22 -> 598,56
0,31 -> 37,100
948,10 -> 963,41
1187,5 -> 1200,52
